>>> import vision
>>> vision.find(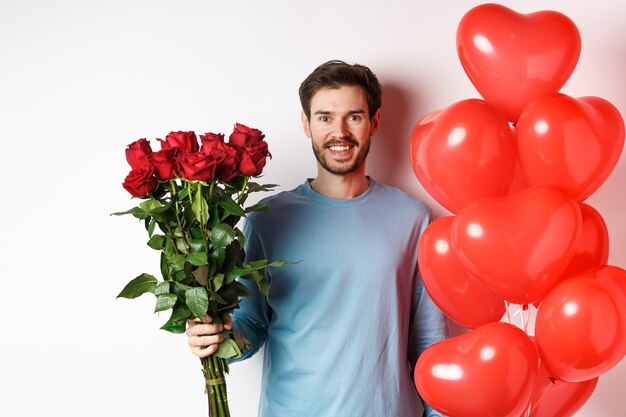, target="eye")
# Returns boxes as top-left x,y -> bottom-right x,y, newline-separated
348,114 -> 361,122
319,116 -> 330,122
